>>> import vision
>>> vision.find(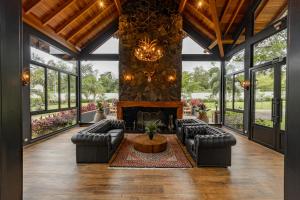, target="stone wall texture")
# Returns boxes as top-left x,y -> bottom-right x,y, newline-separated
118,0 -> 183,101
